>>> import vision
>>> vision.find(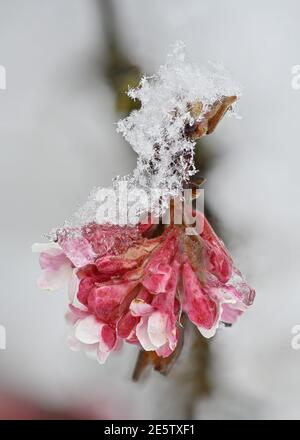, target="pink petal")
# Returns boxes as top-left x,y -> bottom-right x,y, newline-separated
142,263 -> 173,294
95,255 -> 138,274
151,258 -> 180,313
221,303 -> 244,324
147,311 -> 168,348
77,278 -> 94,307
126,331 -> 139,345
199,213 -> 233,283
145,228 -> 178,269
68,270 -> 79,302
136,317 -> 157,351
117,311 -> 139,339
130,299 -> 154,317
39,251 -> 69,271
94,239 -> 159,276
68,304 -> 90,319
37,264 -> 72,291
142,228 -> 178,294
182,261 -> 218,335
155,343 -> 174,358
88,280 -> 139,324
99,325 -> 116,352
33,242 -> 73,291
